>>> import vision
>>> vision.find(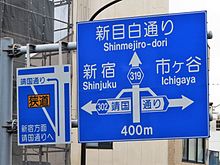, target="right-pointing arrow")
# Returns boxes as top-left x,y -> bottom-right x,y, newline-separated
81,101 -> 96,115
168,95 -> 194,110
